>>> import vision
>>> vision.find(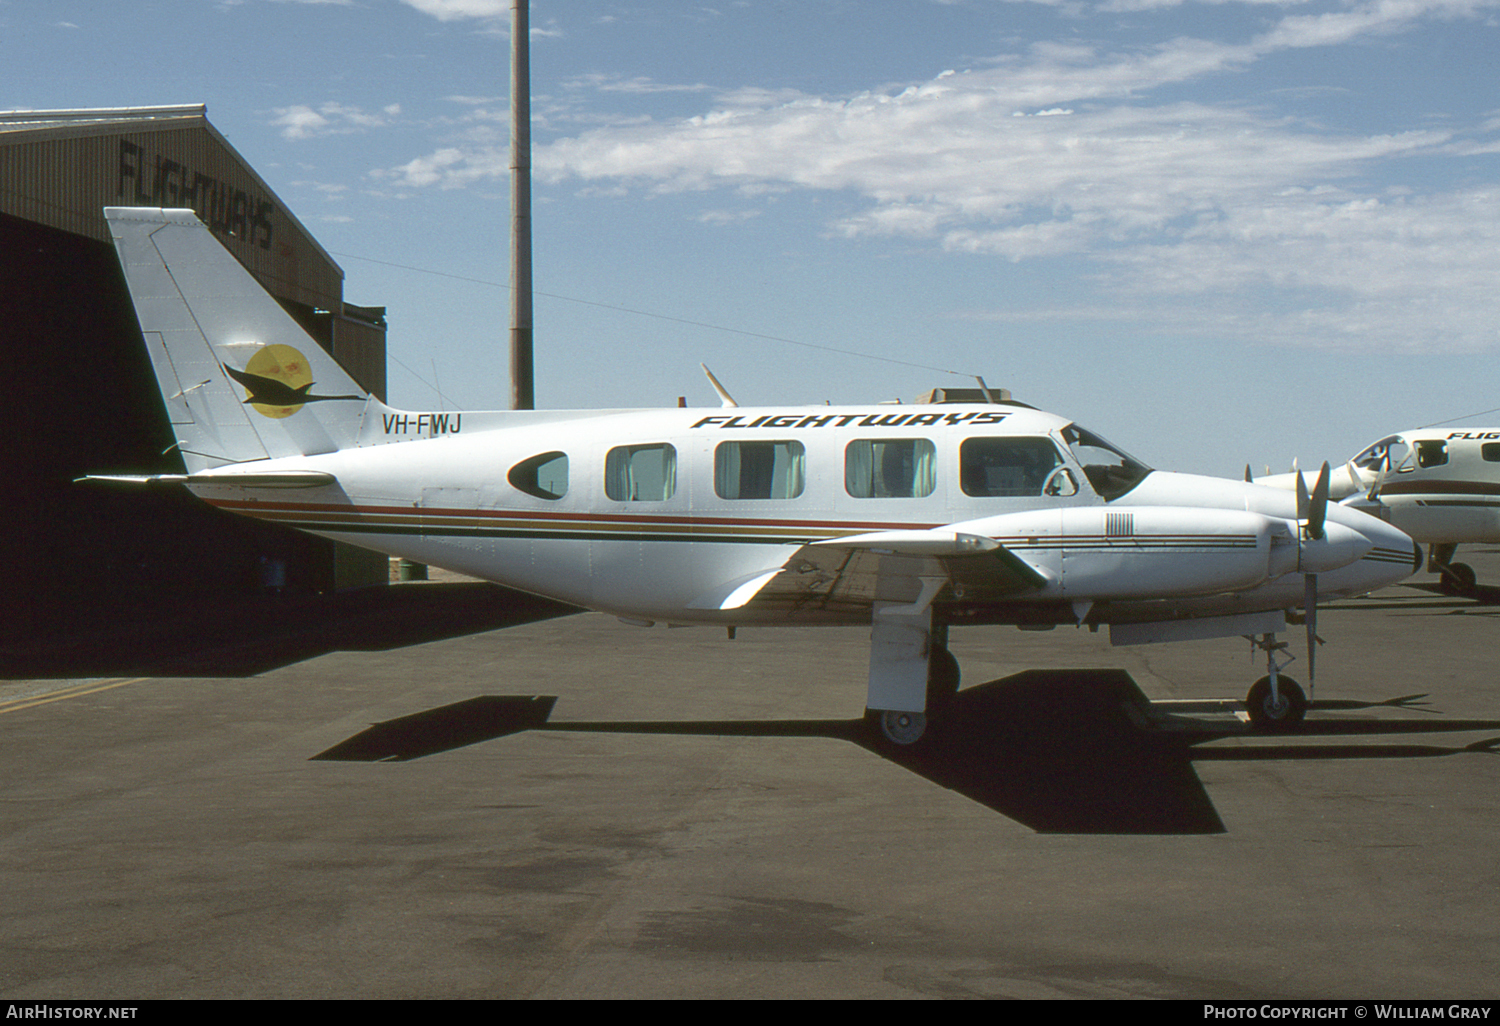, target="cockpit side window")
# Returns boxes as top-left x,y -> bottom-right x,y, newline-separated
1060,425 -> 1151,501
508,451 -> 568,500
960,437 -> 1071,497
1415,440 -> 1449,469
